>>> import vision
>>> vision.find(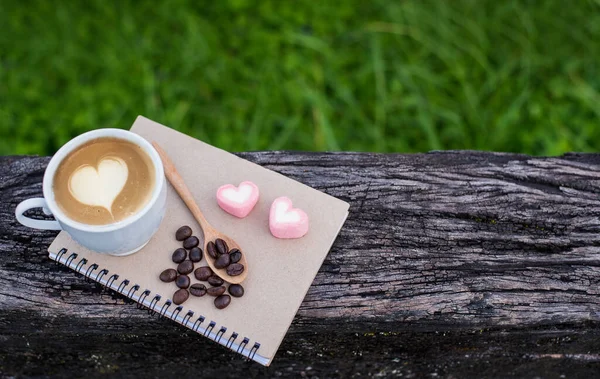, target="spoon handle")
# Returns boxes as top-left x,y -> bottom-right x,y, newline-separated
151,142 -> 214,234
